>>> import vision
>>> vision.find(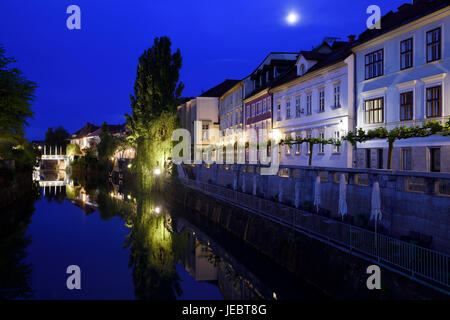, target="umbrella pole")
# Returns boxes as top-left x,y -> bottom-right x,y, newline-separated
375,219 -> 378,261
